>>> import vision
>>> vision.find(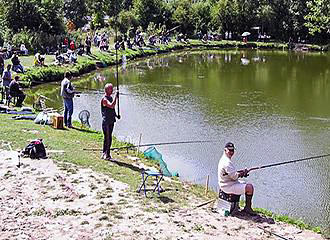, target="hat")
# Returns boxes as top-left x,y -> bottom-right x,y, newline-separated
224,142 -> 235,151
